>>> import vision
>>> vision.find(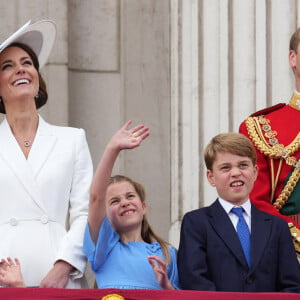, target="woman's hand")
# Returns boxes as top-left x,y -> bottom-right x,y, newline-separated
148,255 -> 174,290
39,260 -> 74,288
